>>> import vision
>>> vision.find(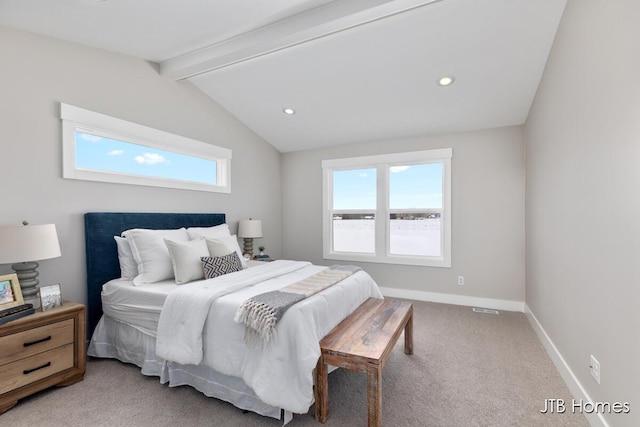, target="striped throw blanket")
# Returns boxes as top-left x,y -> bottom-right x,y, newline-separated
234,265 -> 361,347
